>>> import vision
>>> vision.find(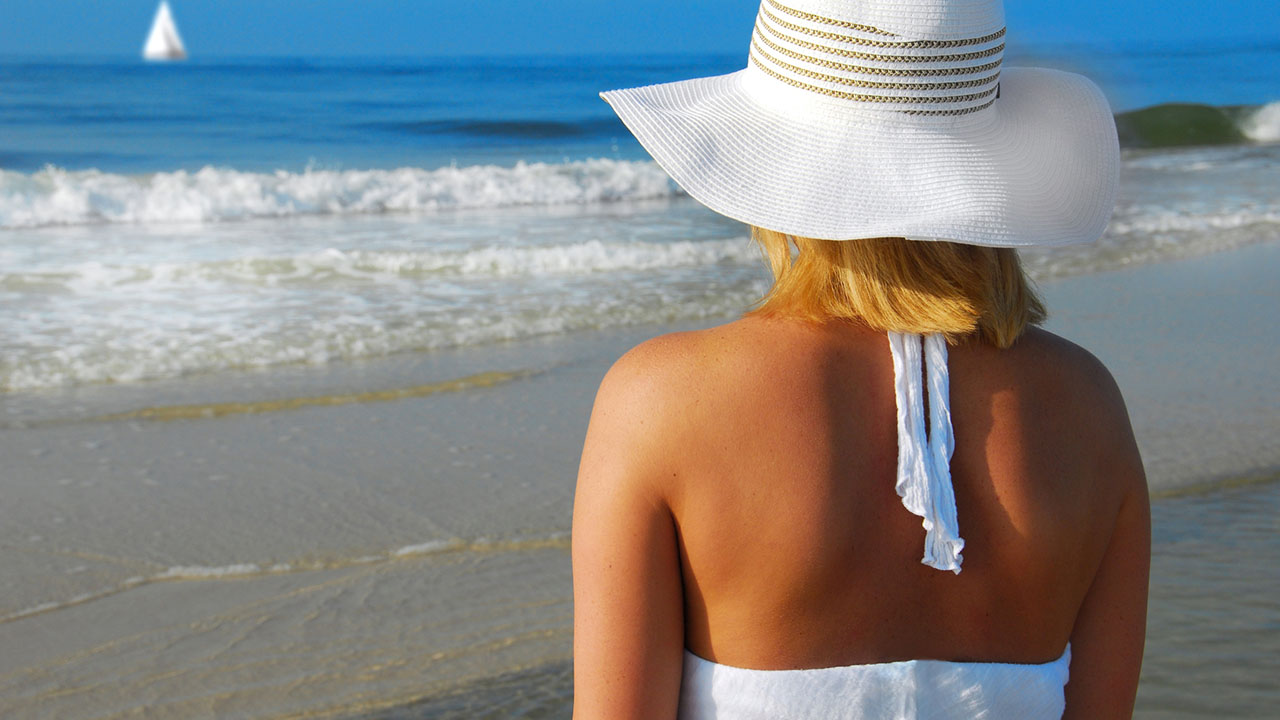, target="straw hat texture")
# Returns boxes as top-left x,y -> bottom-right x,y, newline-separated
601,0 -> 1120,247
